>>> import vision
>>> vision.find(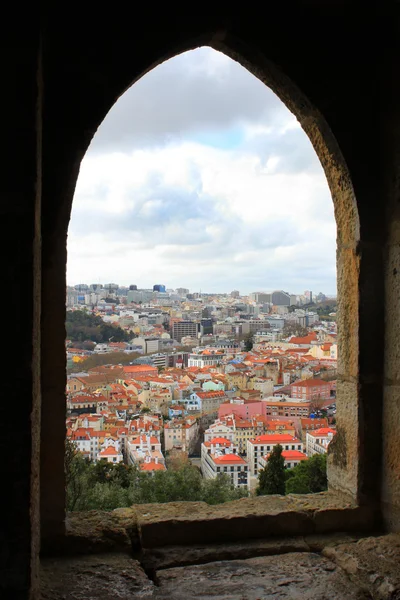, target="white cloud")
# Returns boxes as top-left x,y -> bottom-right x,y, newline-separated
68,47 -> 336,295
